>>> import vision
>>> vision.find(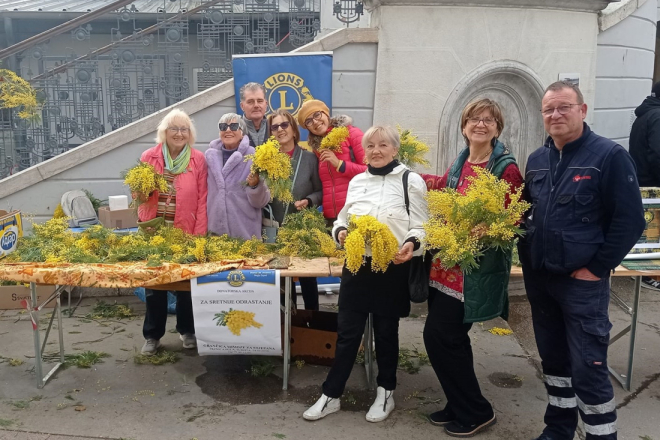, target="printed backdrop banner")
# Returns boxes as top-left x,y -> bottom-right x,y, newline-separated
232,53 -> 333,141
191,269 -> 281,356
